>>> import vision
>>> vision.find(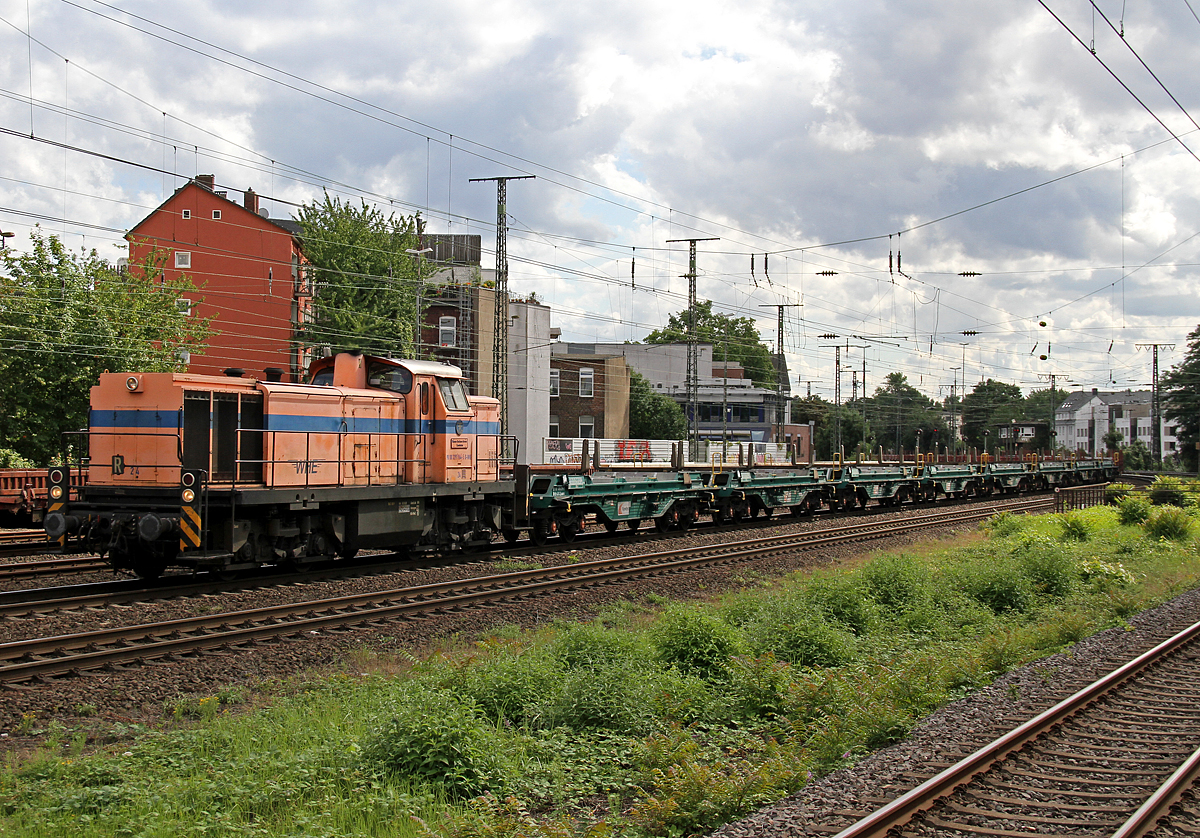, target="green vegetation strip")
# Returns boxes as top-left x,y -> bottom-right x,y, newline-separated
4,487 -> 1200,838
